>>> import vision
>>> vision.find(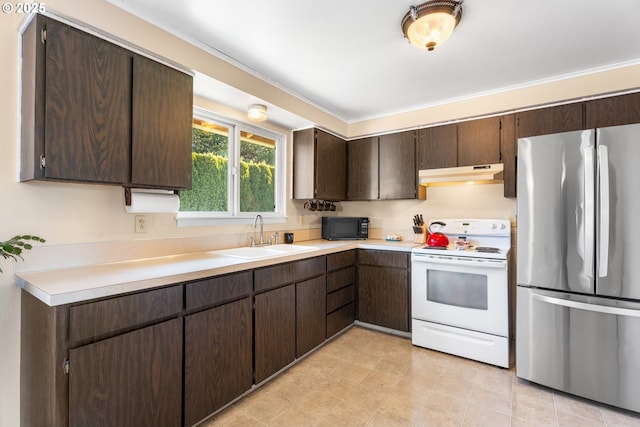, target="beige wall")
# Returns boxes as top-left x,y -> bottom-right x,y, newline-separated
1,1 -> 640,425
